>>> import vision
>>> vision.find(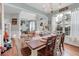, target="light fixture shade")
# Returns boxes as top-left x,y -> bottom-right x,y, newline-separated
56,14 -> 63,23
